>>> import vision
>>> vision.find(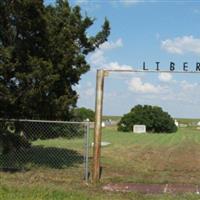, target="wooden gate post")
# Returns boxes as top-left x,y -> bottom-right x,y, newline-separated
92,69 -> 105,183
